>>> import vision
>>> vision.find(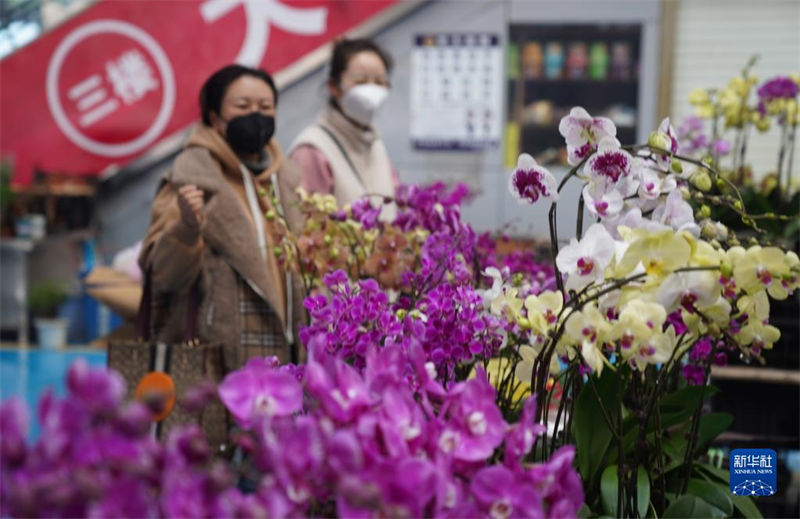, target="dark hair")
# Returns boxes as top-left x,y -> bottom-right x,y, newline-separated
328,38 -> 393,87
199,65 -> 278,125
